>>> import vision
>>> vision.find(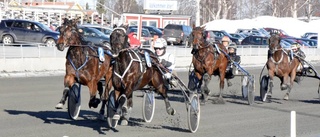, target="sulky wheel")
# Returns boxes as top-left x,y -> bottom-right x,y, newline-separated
142,90 -> 155,123
68,84 -> 81,120
260,75 -> 269,102
107,90 -> 118,128
187,93 -> 200,133
247,75 -> 255,105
